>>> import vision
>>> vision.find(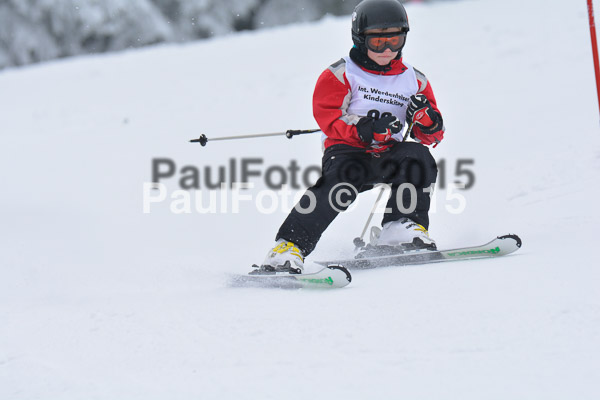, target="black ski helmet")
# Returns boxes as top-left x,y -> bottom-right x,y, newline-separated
351,0 -> 410,53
